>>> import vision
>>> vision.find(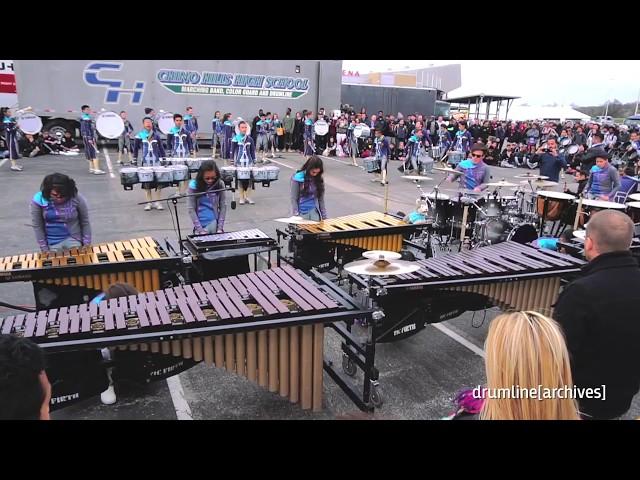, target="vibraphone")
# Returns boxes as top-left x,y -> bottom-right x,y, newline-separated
339,242 -> 587,409
1,266 -> 371,411
0,237 -> 181,309
183,229 -> 280,281
278,211 -> 423,271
